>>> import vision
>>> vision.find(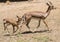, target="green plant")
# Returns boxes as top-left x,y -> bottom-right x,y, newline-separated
16,33 -> 22,37
33,36 -> 52,42
17,39 -> 24,42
